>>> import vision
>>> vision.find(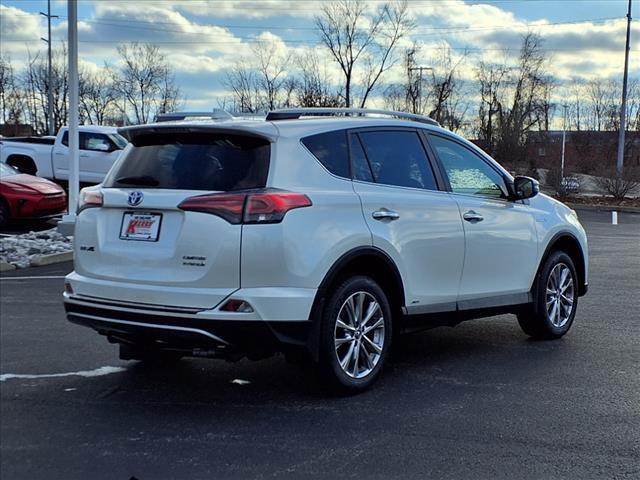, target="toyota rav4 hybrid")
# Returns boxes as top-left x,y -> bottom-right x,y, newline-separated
64,108 -> 588,392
